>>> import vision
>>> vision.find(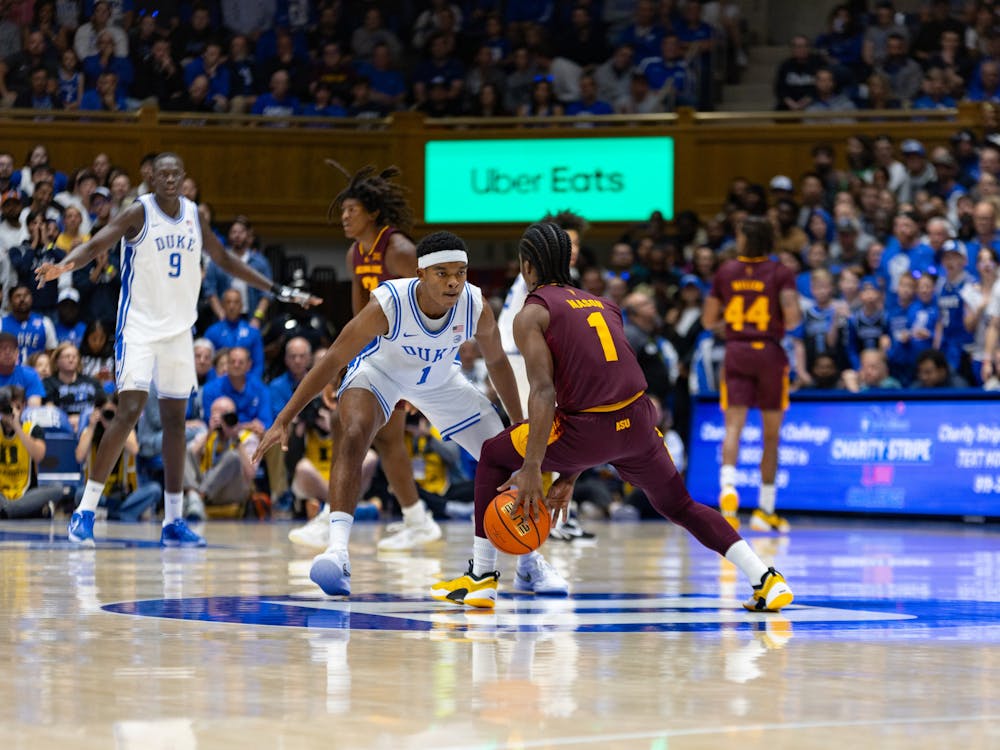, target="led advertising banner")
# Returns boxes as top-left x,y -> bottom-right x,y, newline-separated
424,137 -> 674,223
686,394 -> 1000,516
